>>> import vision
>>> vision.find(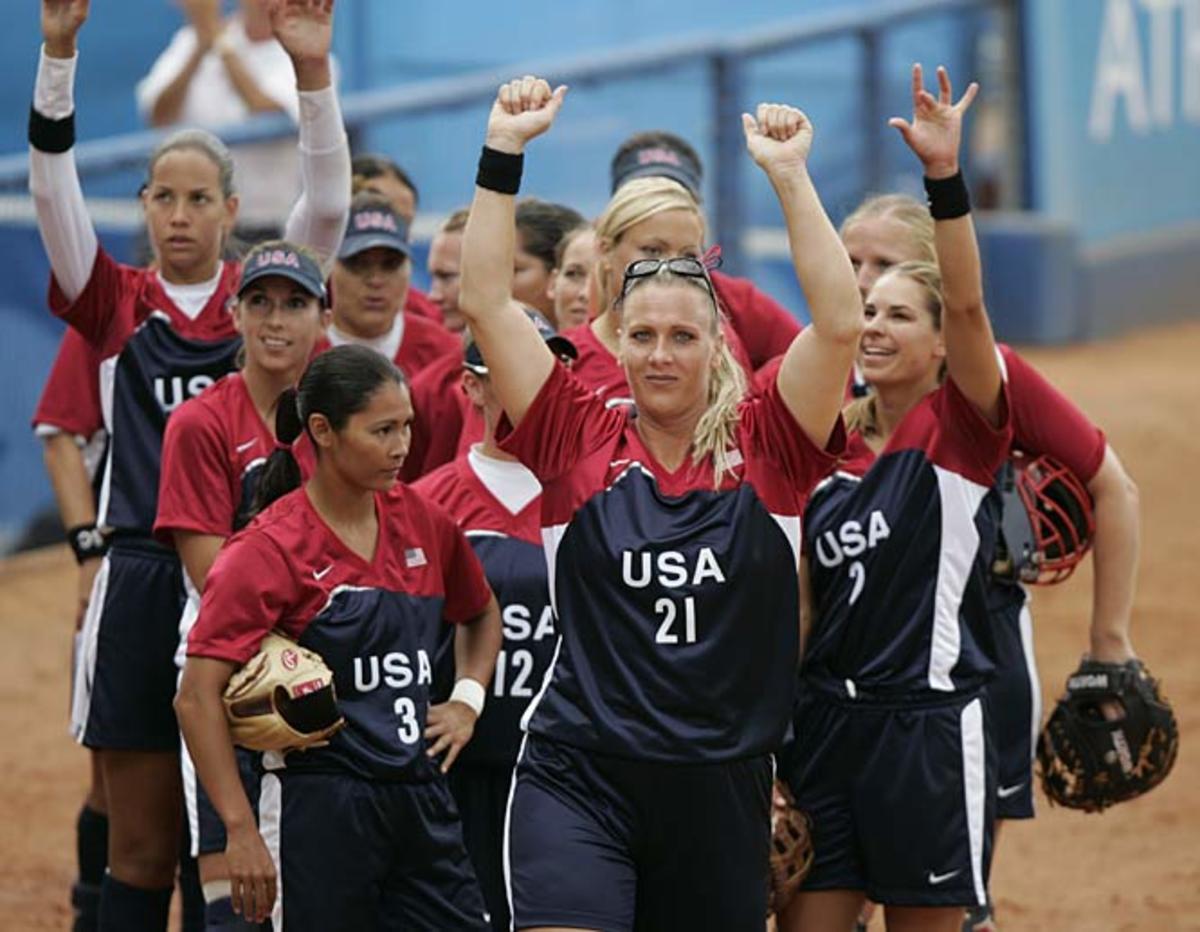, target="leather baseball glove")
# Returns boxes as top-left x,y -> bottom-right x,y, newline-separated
768,780 -> 814,916
223,632 -> 345,752
1037,657 -> 1179,812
